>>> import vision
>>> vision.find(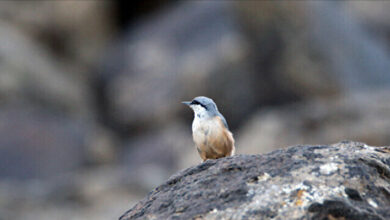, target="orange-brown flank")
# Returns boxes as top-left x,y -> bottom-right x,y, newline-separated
192,116 -> 235,161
